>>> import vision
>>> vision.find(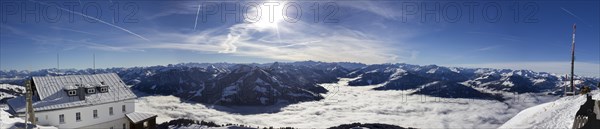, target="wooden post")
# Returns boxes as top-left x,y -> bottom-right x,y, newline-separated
25,79 -> 36,126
